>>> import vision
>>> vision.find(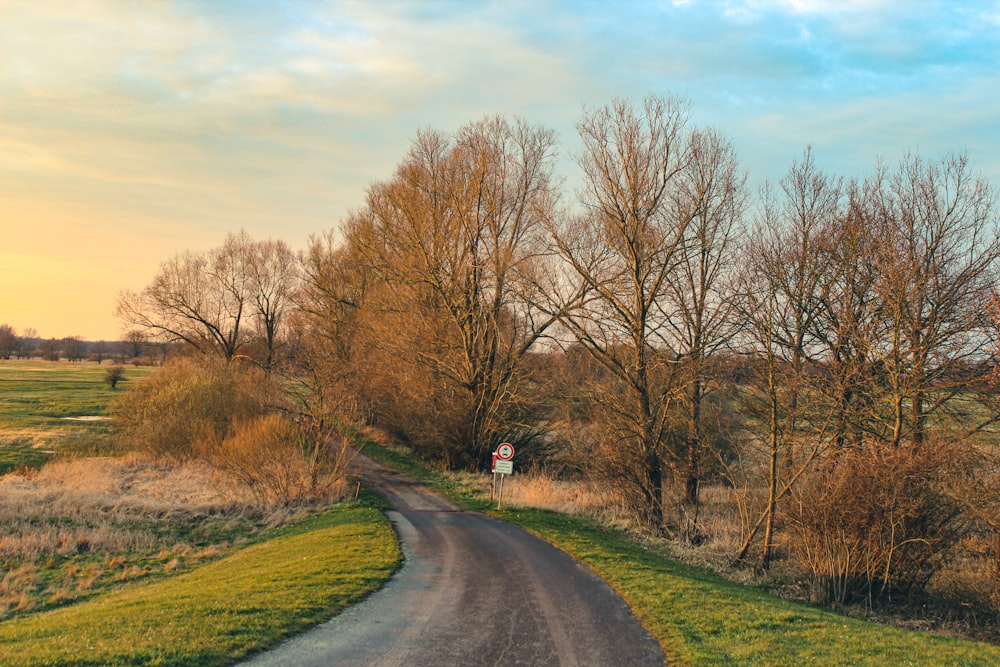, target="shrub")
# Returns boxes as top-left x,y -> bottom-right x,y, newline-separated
109,355 -> 353,507
783,439 -> 975,608
110,357 -> 277,461
103,366 -> 127,389
210,414 -> 350,506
